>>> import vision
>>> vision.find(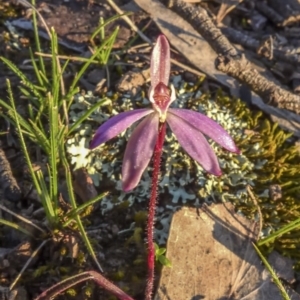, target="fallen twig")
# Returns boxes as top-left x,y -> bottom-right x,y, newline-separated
220,26 -> 300,65
255,1 -> 284,26
169,0 -> 300,114
9,240 -> 49,291
106,0 -> 152,44
216,54 -> 300,114
169,0 -> 239,57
